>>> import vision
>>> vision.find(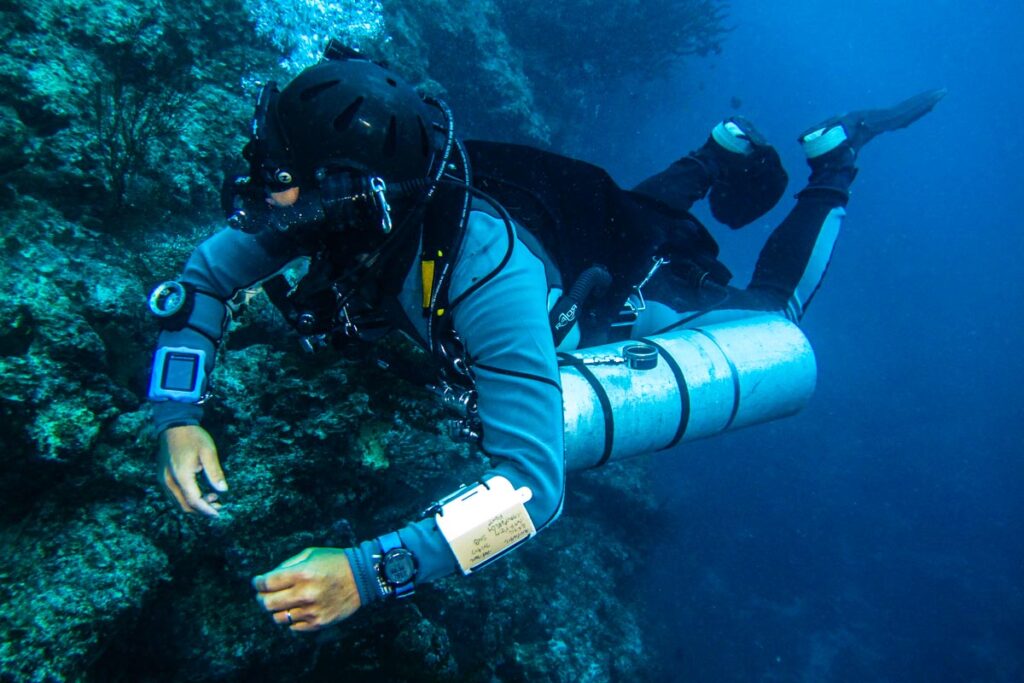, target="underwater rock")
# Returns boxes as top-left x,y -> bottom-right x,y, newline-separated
0,303 -> 34,357
380,1 -> 551,142
0,0 -> 729,678
0,504 -> 169,682
0,0 -> 281,226
390,610 -> 460,680
0,105 -> 32,175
